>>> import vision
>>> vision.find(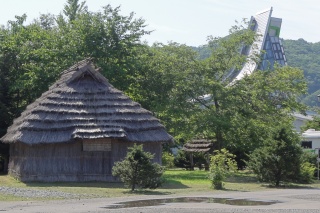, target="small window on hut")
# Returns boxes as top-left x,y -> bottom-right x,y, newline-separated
82,139 -> 112,152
